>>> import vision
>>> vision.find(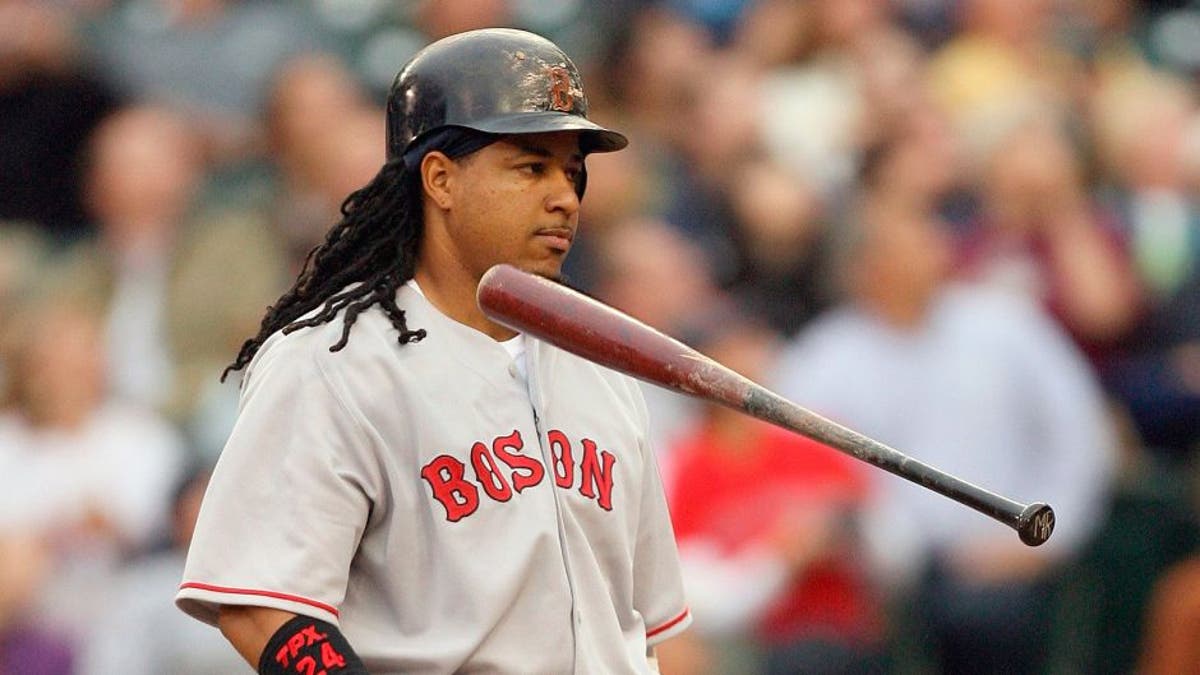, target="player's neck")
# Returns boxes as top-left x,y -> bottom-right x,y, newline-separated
413,265 -> 519,341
